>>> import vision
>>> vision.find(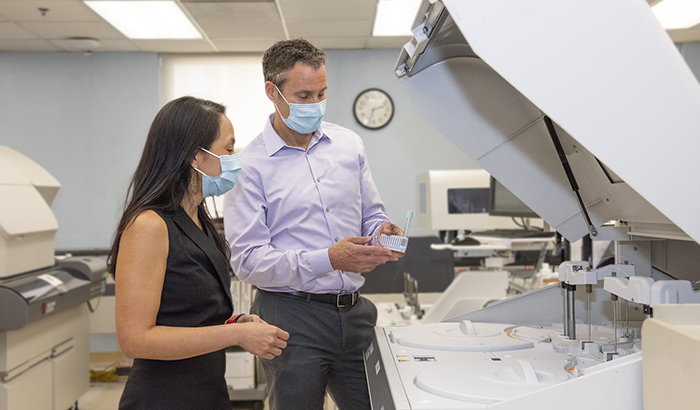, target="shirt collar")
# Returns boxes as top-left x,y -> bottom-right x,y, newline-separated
262,113 -> 331,157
